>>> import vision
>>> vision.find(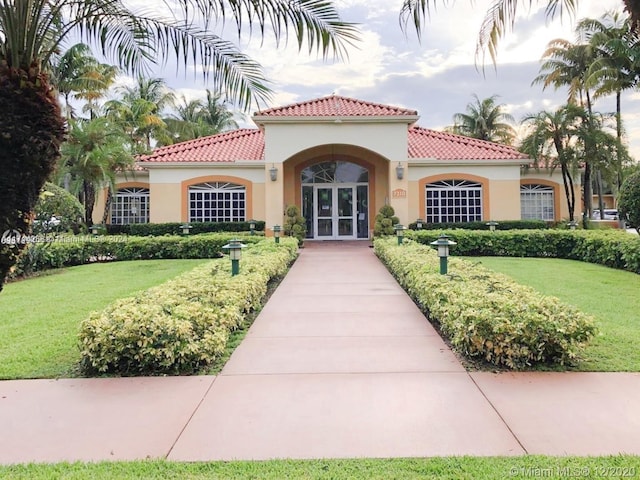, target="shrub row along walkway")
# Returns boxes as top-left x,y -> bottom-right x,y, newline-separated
1,242 -> 639,463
